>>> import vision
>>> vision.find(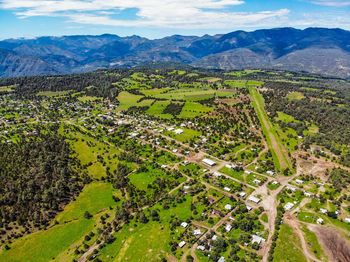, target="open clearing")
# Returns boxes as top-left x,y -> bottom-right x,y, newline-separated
0,182 -> 116,262
287,91 -> 305,101
249,87 -> 292,171
273,224 -> 307,262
